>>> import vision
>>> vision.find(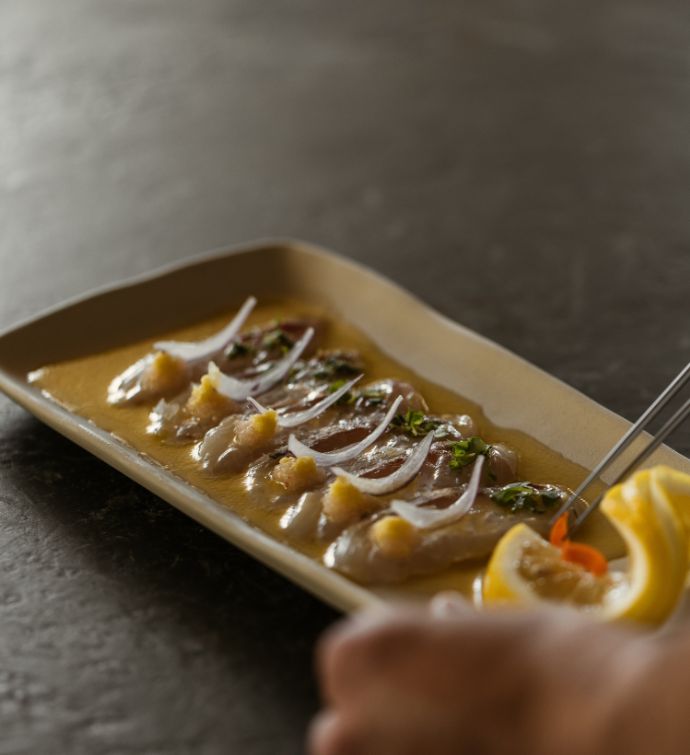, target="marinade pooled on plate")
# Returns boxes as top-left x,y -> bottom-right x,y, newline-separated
31,296 -> 616,593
